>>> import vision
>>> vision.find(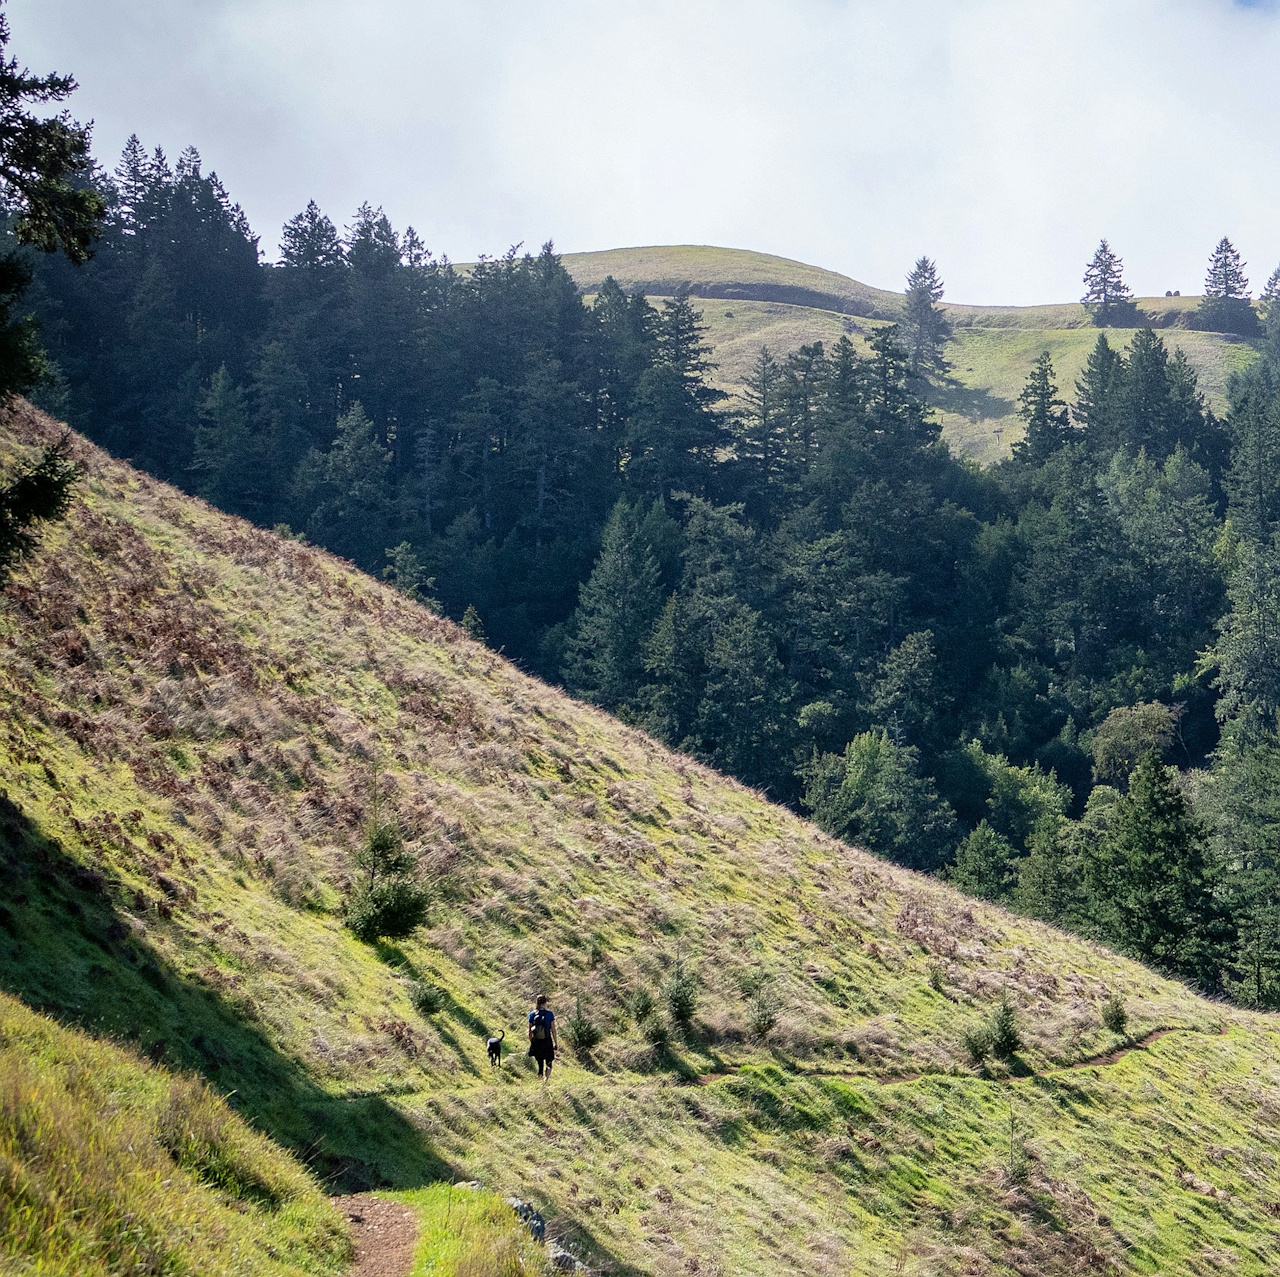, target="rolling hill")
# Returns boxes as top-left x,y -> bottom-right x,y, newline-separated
561,246 -> 1260,464
5,399 -> 1280,1274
